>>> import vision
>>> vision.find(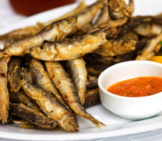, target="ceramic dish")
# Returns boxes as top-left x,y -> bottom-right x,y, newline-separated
99,61 -> 162,120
